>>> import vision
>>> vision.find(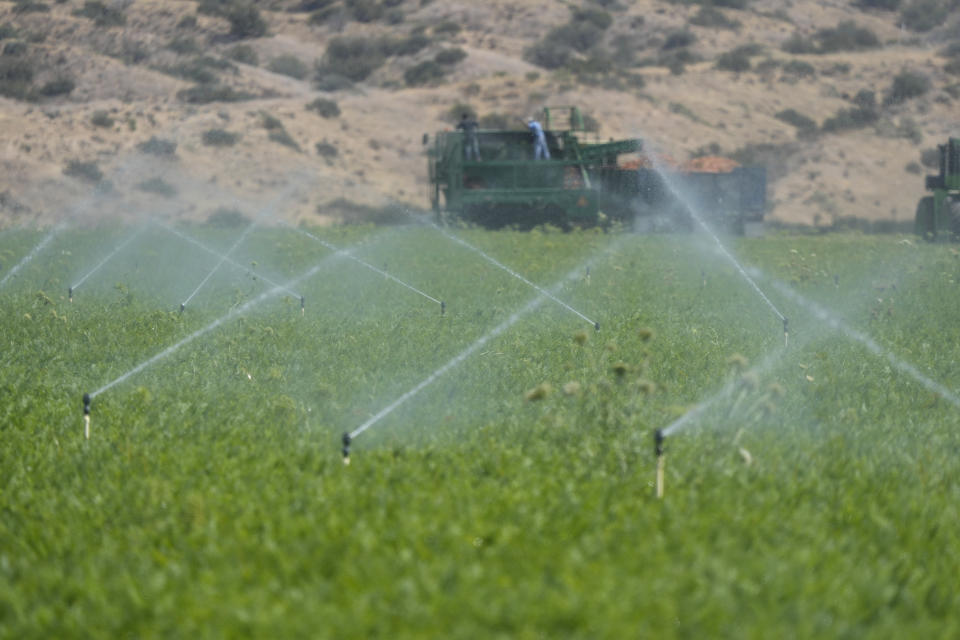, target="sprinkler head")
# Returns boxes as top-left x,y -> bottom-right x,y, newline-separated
179,303 -> 185,314
834,274 -> 839,287
300,295 -> 305,310
83,393 -> 91,415
68,286 -> 73,302
594,321 -> 600,332
440,300 -> 446,316
654,428 -> 664,457
341,432 -> 351,465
